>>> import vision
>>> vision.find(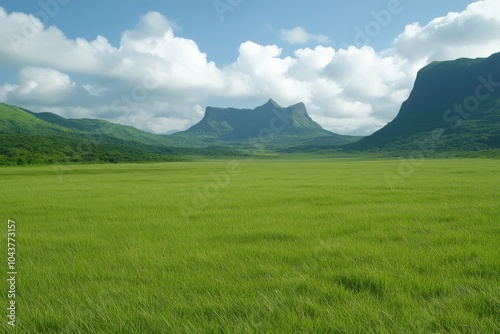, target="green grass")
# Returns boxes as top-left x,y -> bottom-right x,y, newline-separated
1,159 -> 499,333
